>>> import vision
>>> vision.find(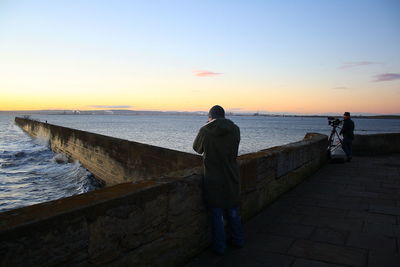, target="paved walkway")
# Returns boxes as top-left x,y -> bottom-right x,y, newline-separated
186,154 -> 400,267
